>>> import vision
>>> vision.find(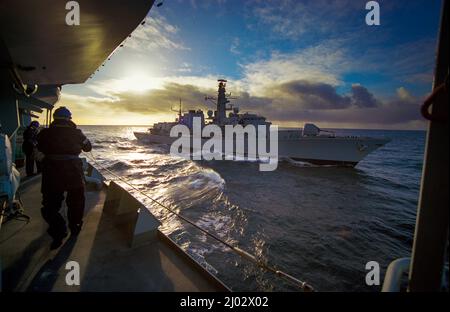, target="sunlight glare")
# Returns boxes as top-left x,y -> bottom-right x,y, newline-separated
116,72 -> 163,93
